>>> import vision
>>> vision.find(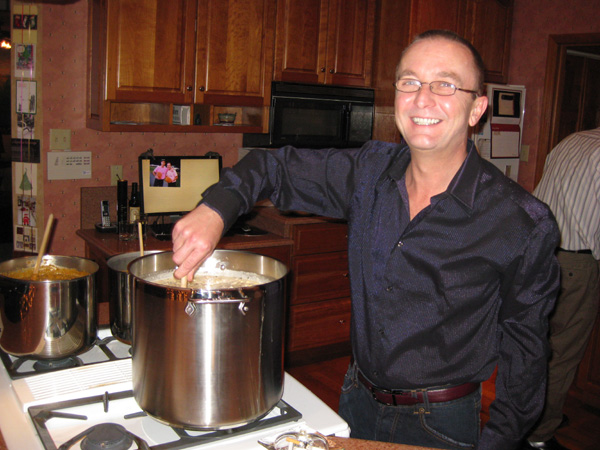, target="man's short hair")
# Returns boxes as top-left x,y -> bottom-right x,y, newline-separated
396,29 -> 486,96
